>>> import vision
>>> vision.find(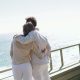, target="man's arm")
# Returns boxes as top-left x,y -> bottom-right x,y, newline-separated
46,40 -> 51,57
14,33 -> 34,44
